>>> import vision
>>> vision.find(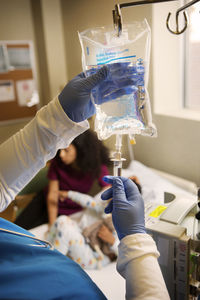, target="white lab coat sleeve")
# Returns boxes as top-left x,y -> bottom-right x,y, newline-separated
0,97 -> 89,212
117,233 -> 170,300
